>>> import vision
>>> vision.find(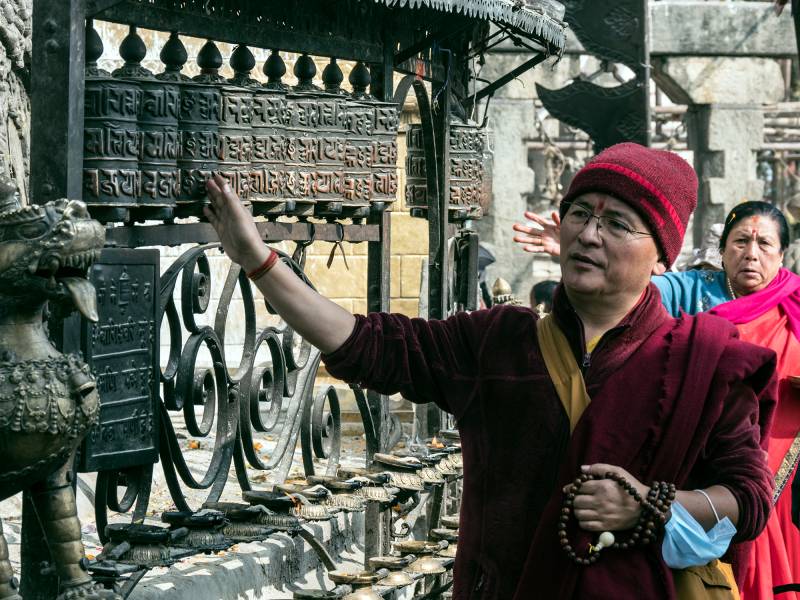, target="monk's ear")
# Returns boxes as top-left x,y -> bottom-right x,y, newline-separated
651,260 -> 667,276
